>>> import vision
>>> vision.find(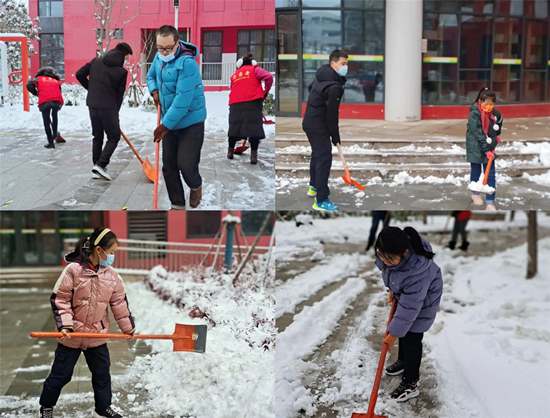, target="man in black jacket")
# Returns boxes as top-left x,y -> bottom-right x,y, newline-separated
302,50 -> 348,211
76,43 -> 132,181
